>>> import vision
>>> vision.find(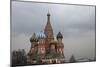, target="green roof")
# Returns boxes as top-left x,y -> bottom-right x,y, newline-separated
30,33 -> 38,42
